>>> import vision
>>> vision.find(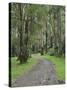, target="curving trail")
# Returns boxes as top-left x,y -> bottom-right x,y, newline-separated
12,58 -> 58,87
